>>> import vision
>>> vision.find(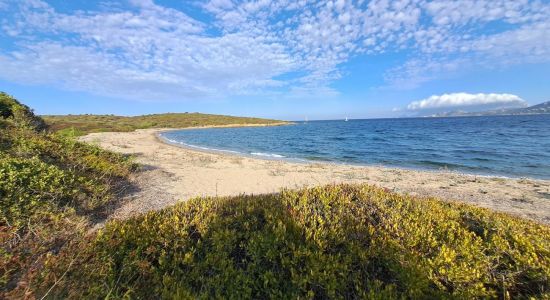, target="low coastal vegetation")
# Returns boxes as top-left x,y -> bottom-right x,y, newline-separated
43,113 -> 287,136
0,93 -> 137,297
1,92 -> 549,299
39,185 -> 550,299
